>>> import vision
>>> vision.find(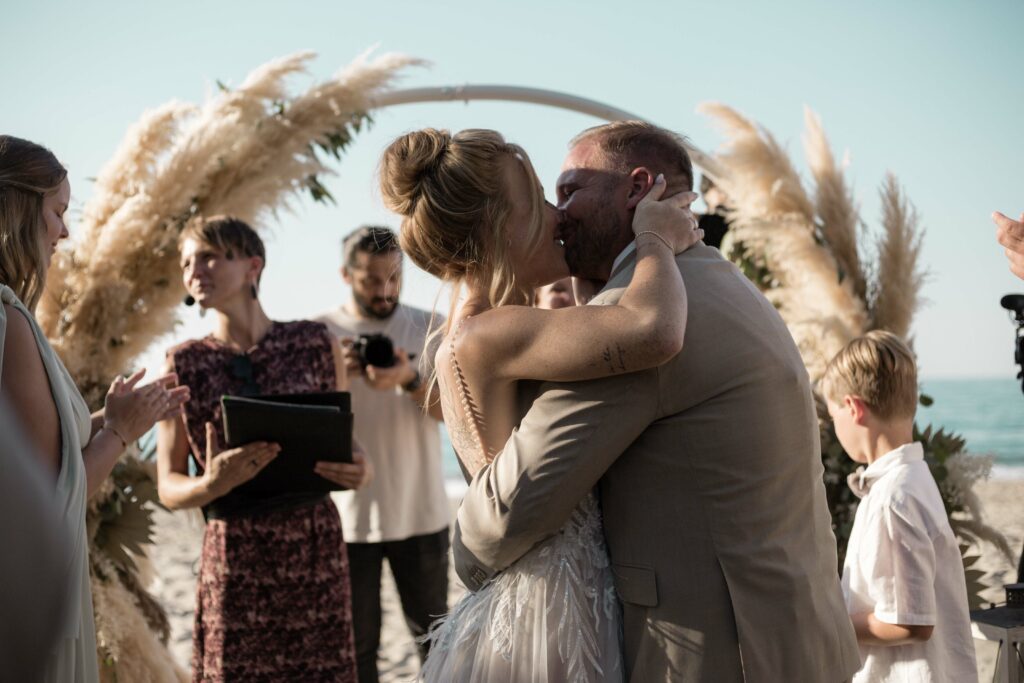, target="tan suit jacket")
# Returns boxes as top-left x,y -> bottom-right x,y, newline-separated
453,244 -> 861,682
